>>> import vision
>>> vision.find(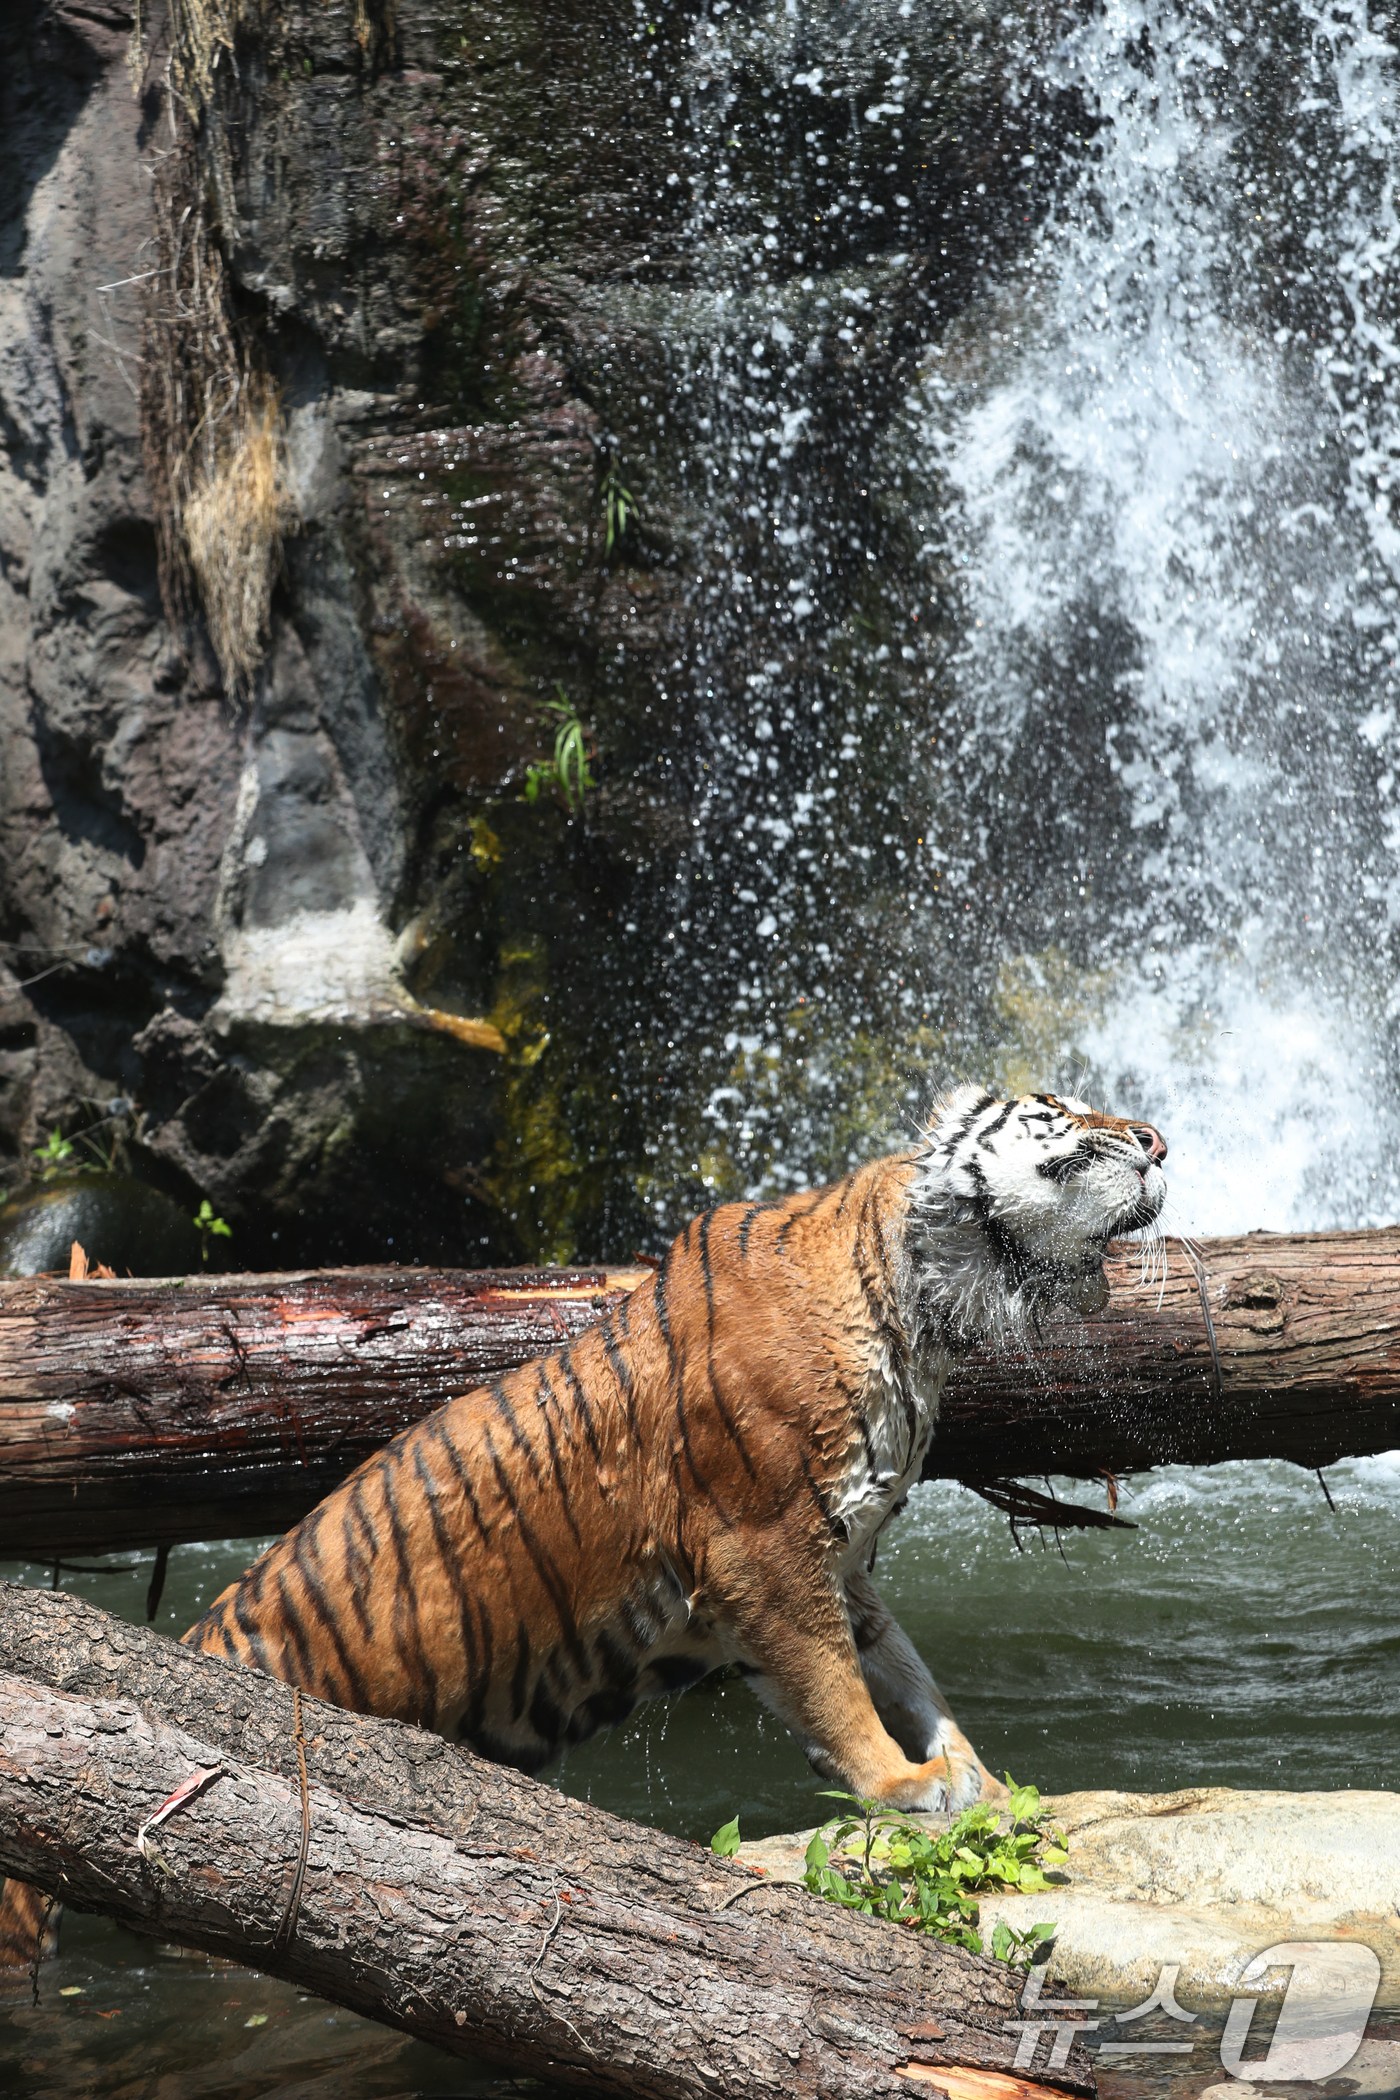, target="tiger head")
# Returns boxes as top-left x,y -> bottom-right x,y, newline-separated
907,1084 -> 1168,1343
